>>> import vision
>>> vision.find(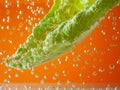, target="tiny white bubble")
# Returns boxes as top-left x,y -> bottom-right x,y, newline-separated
0,52 -> 2,55
92,71 -> 97,76
116,59 -> 120,65
109,64 -> 115,70
99,67 -> 105,73
101,30 -> 106,35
